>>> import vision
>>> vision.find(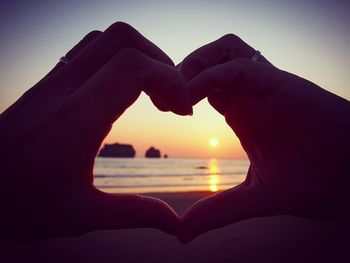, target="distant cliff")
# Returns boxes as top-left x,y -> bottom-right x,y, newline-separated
145,146 -> 161,158
98,143 -> 136,158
